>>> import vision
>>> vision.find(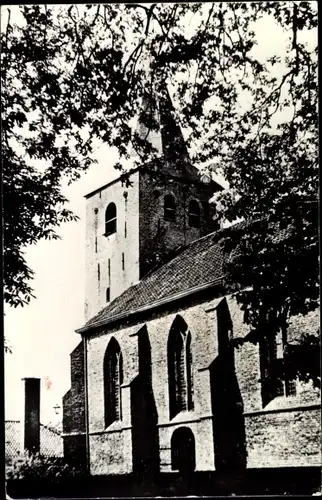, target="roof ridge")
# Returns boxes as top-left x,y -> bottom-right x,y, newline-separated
40,423 -> 62,435
181,219 -> 247,248
5,420 -> 61,435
